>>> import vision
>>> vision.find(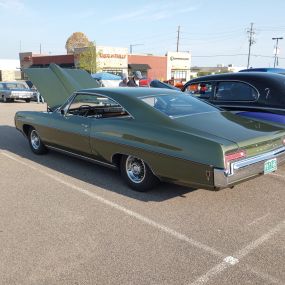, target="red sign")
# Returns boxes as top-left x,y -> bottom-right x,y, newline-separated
23,56 -> 32,62
99,53 -> 126,59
